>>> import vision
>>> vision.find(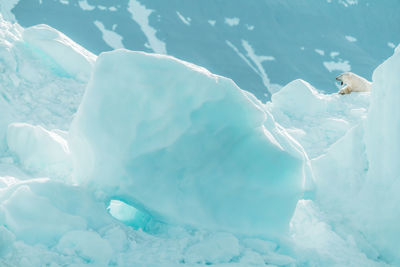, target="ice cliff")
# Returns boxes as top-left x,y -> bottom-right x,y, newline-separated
0,14 -> 400,266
